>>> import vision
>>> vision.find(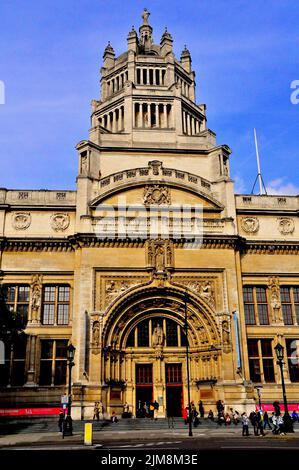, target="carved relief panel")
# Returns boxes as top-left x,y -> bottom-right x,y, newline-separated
96,273 -> 149,311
